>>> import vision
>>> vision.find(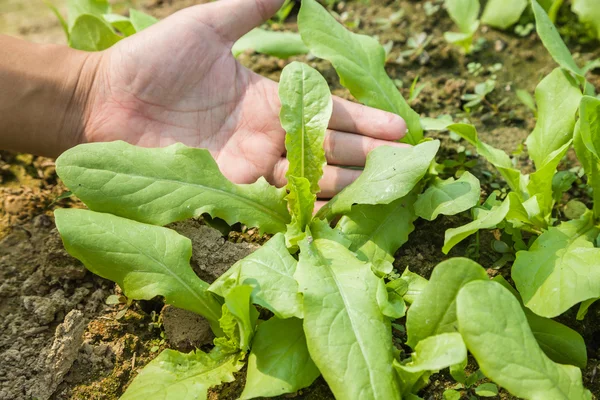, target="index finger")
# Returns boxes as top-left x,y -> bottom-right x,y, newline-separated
329,96 -> 407,141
